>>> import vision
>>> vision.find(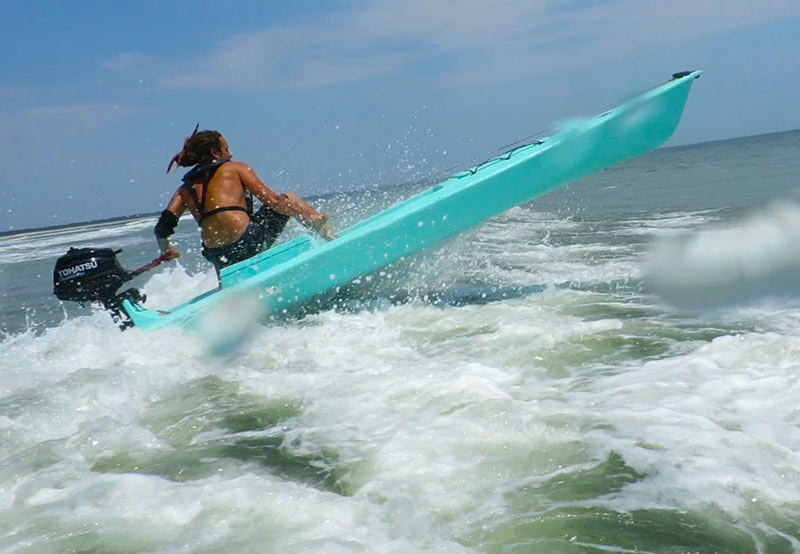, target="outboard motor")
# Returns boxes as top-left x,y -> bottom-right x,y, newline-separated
54,247 -> 132,302
53,247 -> 161,329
